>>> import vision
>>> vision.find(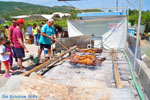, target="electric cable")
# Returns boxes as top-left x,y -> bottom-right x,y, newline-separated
126,0 -> 138,10
64,1 -> 77,9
